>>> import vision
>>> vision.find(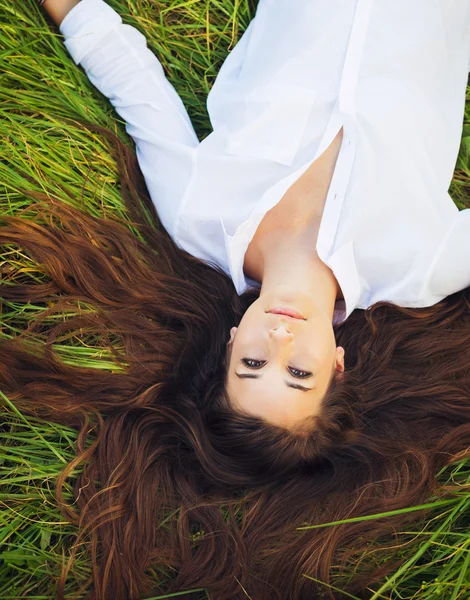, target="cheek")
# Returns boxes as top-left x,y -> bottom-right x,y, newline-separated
298,323 -> 334,361
232,324 -> 265,357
